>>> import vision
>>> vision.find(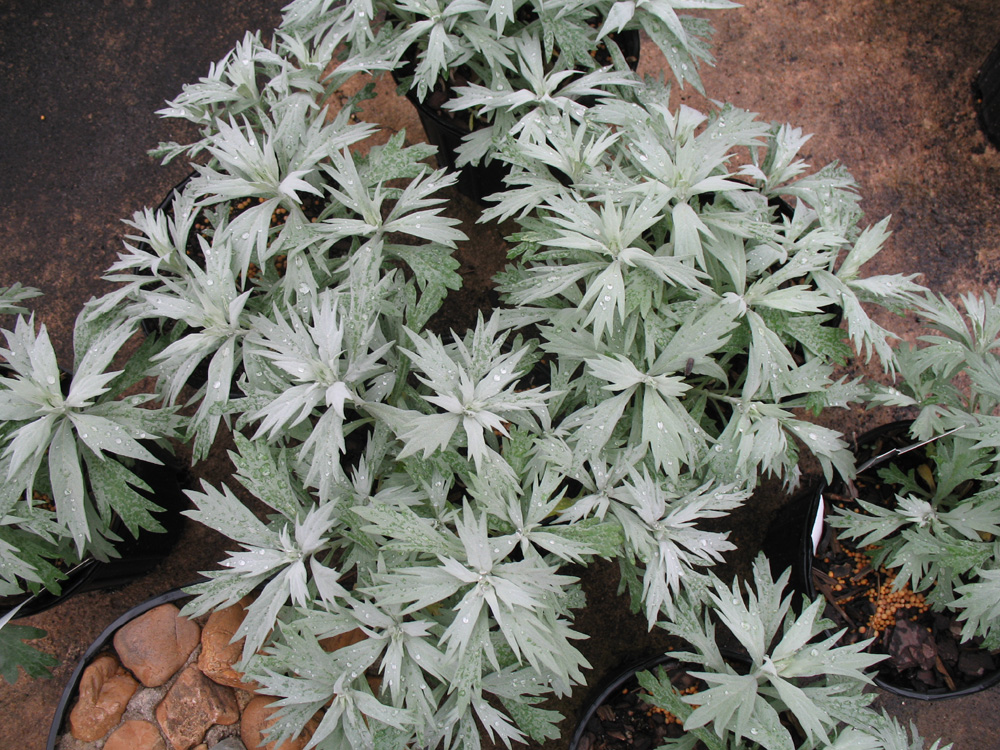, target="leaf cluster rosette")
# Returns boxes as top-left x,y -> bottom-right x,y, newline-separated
101,31 -> 465,462
280,0 -> 733,104
0,1 -> 955,745
486,78 -> 926,491
639,554 -> 950,750
833,291 -> 1000,650
0,303 -> 181,597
